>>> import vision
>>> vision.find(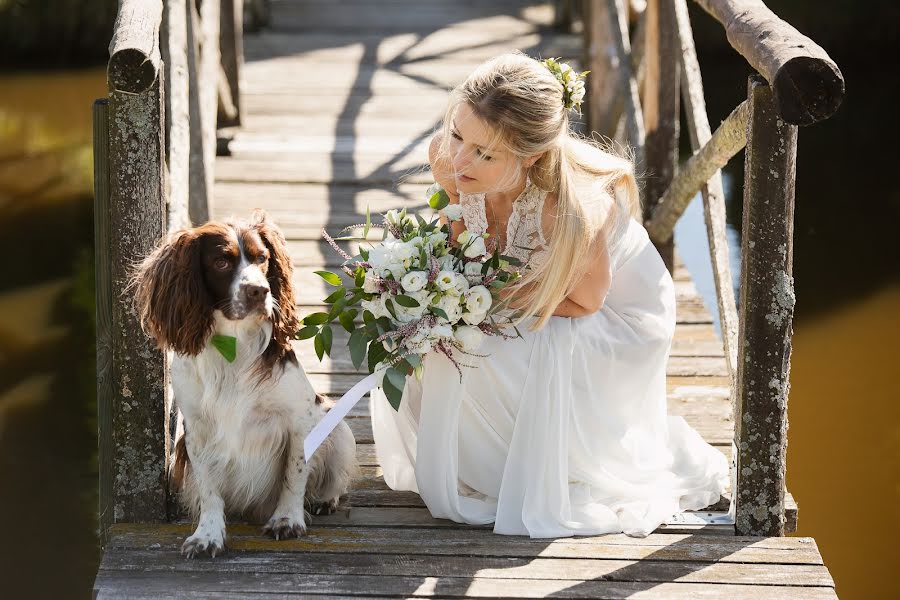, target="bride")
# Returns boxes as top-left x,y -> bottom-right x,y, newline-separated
369,52 -> 729,538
